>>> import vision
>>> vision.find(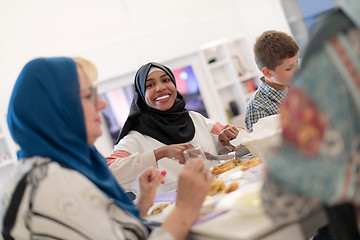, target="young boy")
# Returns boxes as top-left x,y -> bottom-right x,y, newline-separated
245,30 -> 299,132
